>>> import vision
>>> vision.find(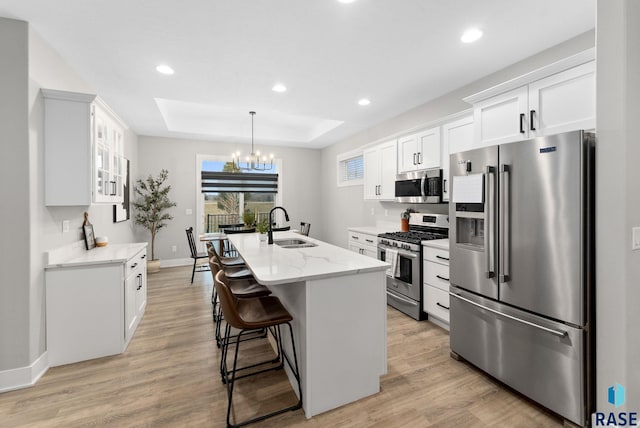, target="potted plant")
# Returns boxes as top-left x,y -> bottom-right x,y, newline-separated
256,217 -> 269,242
242,208 -> 256,228
132,169 -> 177,273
